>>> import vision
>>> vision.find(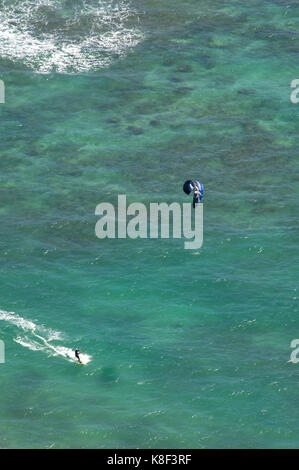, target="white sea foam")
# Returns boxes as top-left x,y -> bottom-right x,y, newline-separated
0,309 -> 37,331
0,309 -> 91,364
0,0 -> 144,73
